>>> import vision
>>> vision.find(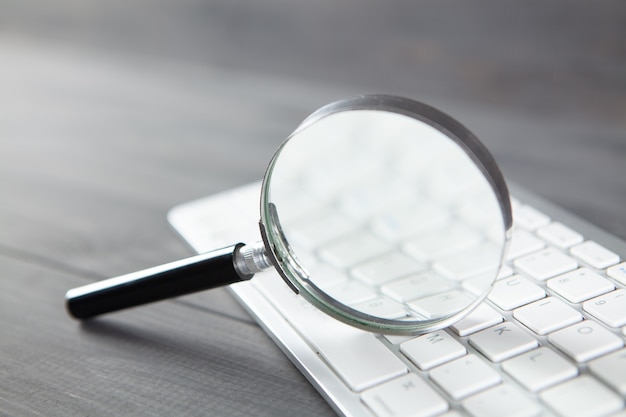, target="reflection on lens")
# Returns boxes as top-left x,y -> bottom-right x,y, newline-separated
261,96 -> 510,334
